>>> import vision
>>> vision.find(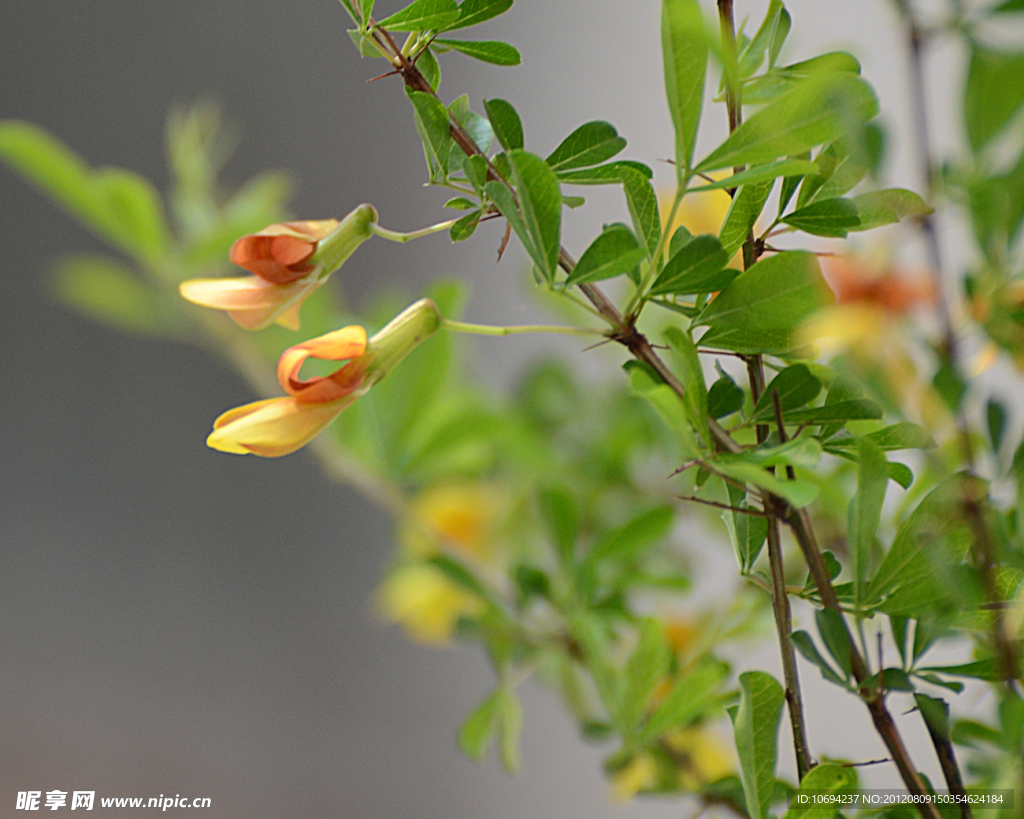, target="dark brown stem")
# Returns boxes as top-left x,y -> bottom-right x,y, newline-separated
918,707 -> 972,819
786,510 -> 942,819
